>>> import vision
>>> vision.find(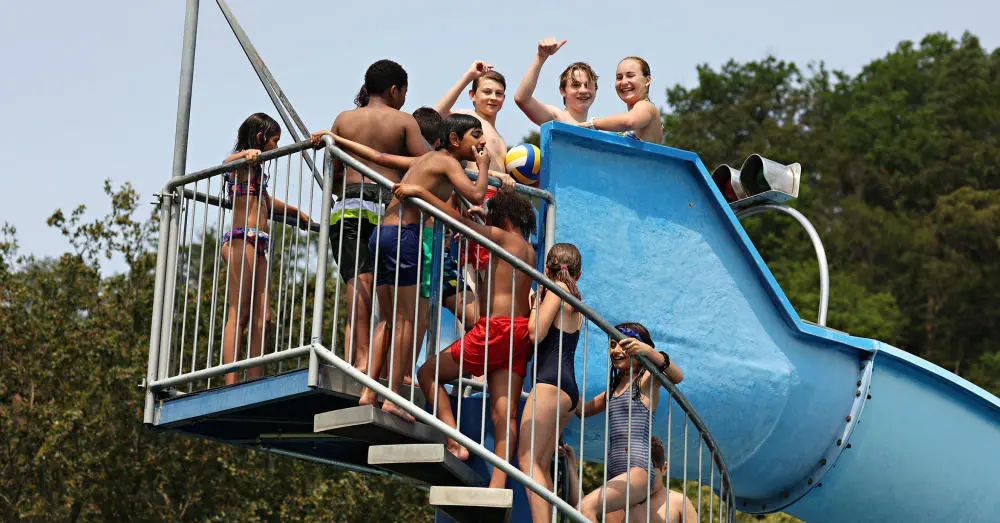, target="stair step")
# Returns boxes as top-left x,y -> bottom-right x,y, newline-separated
429,486 -> 512,523
314,405 -> 444,445
368,443 -> 487,487
316,367 -> 427,409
